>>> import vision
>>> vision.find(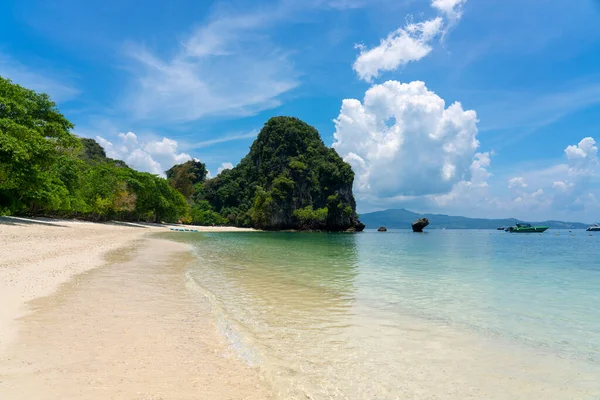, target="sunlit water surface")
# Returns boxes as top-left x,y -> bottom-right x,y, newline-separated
176,230 -> 600,399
